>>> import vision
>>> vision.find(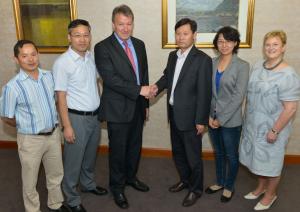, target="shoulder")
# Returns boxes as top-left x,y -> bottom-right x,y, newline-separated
212,56 -> 219,65
131,36 -> 145,46
53,51 -> 70,67
3,73 -> 22,95
279,66 -> 300,83
233,56 -> 250,72
281,66 -> 298,75
169,49 -> 177,57
252,60 -> 264,70
192,48 -> 212,63
95,36 -> 111,48
235,56 -> 250,67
